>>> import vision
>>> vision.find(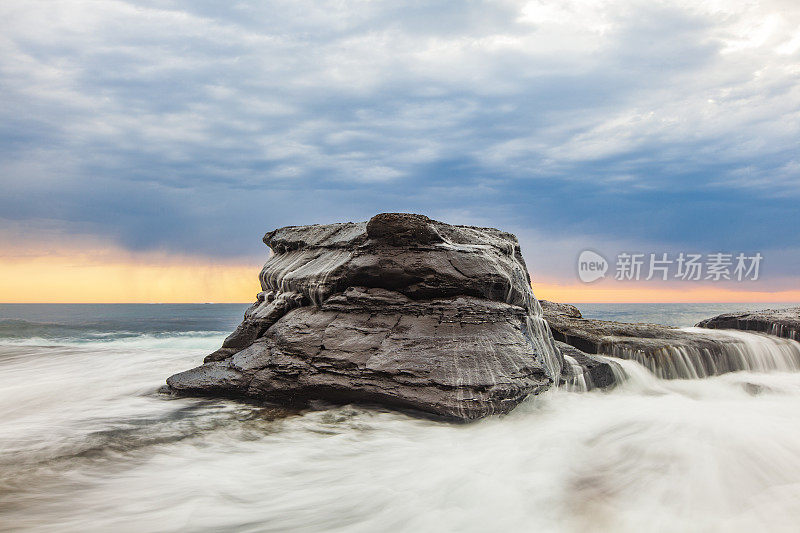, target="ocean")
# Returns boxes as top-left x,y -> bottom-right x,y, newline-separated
1,302 -> 800,532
